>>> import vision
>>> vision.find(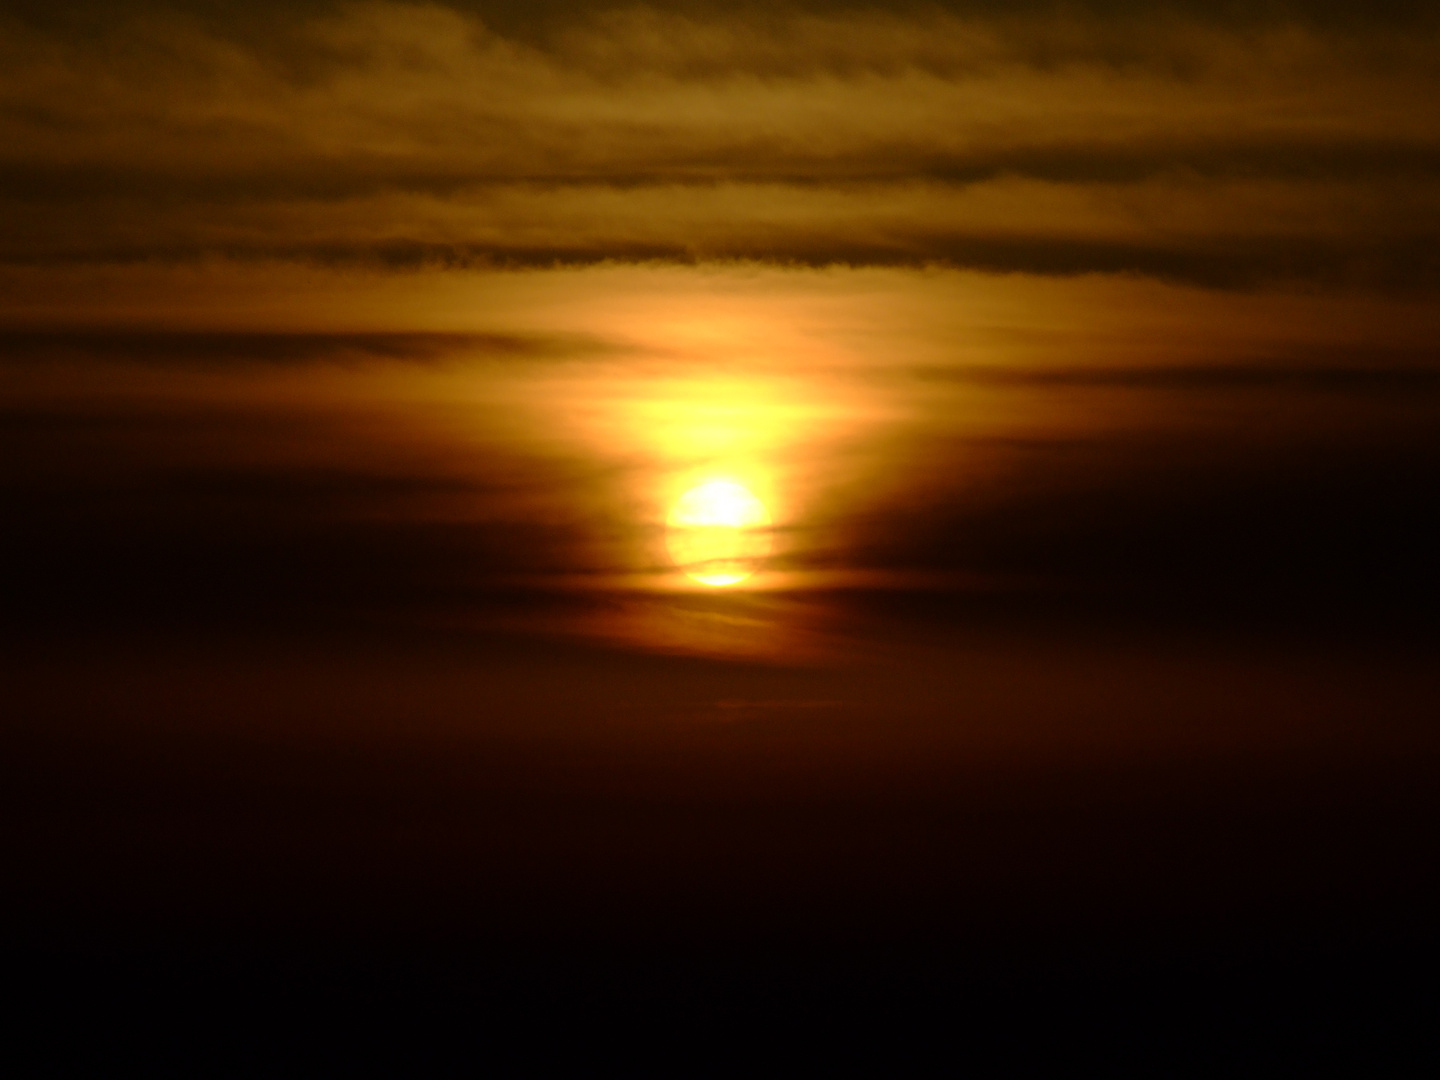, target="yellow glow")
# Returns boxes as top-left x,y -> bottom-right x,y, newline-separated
666,480 -> 773,585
